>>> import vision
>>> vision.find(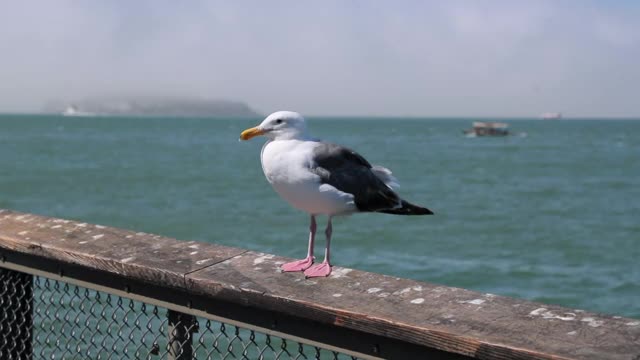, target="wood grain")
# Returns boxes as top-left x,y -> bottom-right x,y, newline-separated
1,209 -> 639,359
0,209 -> 246,287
